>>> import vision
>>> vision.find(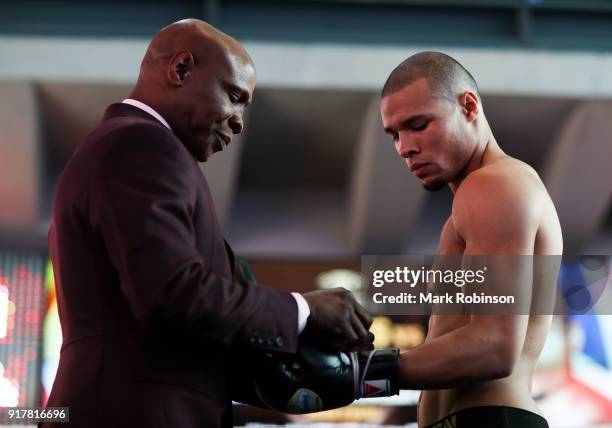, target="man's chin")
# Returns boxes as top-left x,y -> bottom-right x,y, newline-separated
422,178 -> 446,192
194,142 -> 217,163
191,146 -> 208,162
